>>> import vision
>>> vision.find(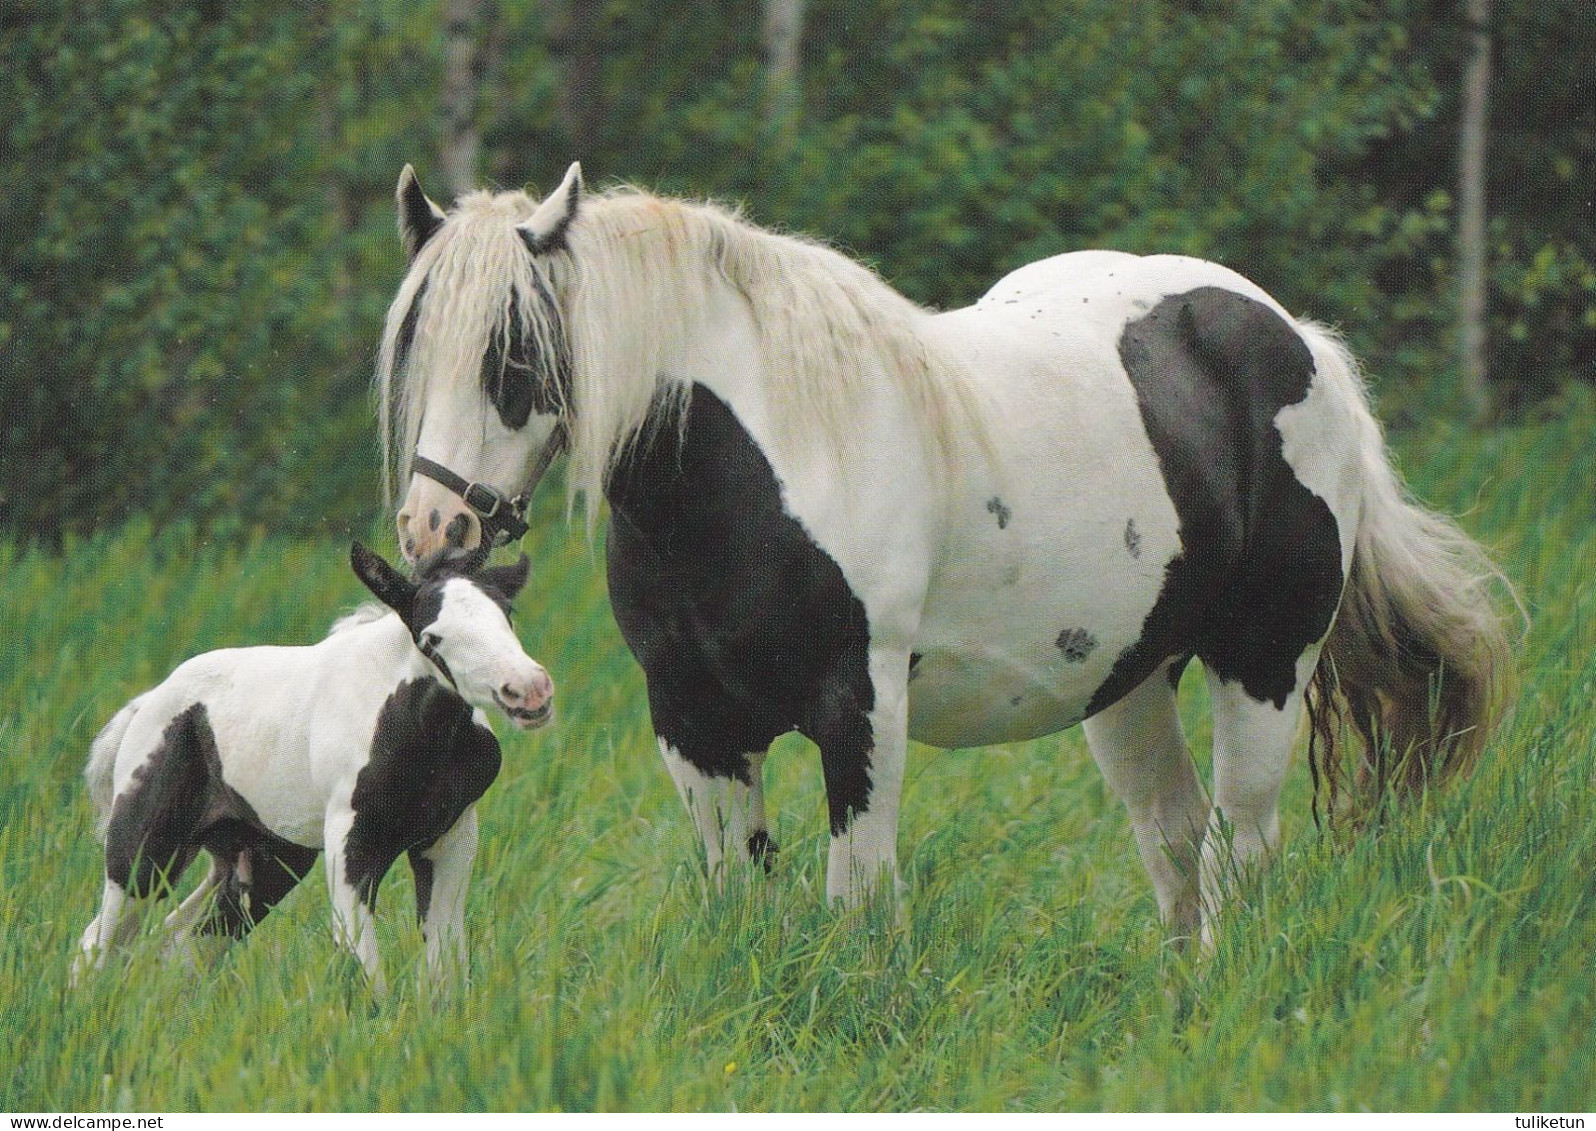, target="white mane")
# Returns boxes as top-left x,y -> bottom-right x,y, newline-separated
327,603 -> 390,637
379,184 -> 985,521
